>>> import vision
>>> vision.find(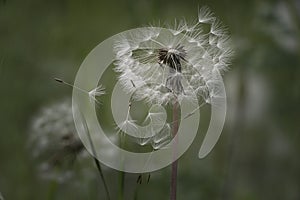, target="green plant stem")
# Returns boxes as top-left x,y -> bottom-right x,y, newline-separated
82,116 -> 111,200
93,157 -> 111,200
118,171 -> 125,200
47,180 -> 58,200
118,134 -> 125,200
133,183 -> 139,200
170,101 -> 179,200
